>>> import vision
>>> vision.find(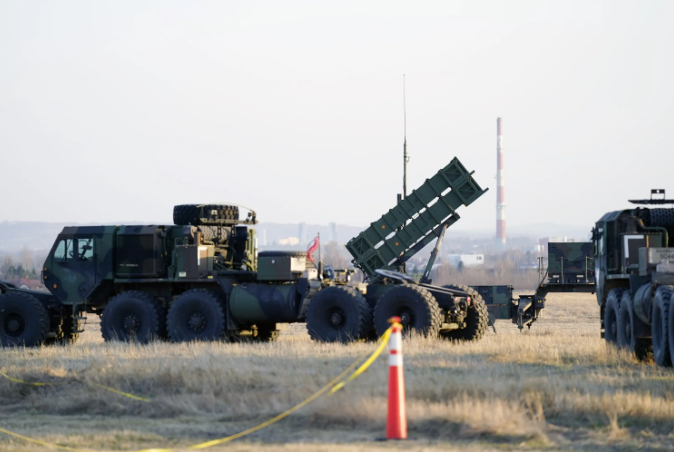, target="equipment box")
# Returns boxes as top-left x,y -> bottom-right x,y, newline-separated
175,245 -> 214,279
257,252 -> 306,281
